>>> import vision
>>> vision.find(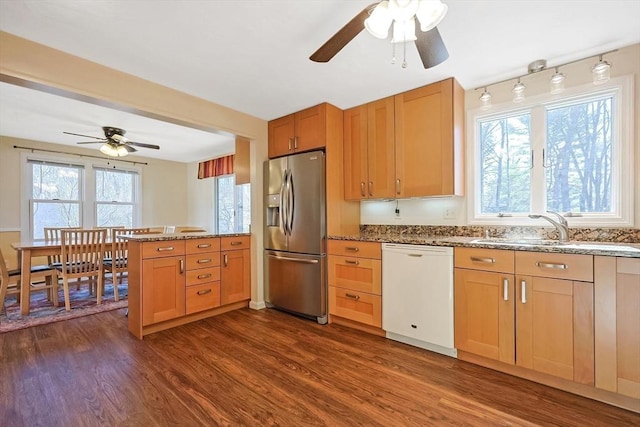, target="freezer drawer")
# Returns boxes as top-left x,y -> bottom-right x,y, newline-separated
265,250 -> 326,320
